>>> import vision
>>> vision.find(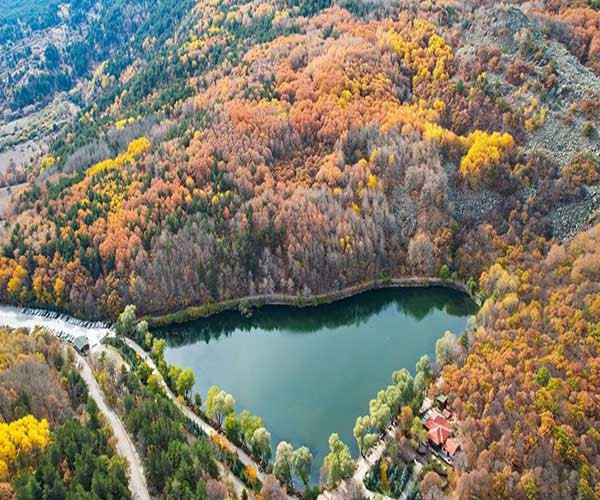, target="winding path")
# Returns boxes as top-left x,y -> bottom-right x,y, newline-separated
0,306 -> 270,494
75,348 -> 151,500
318,423 -> 422,500
0,305 -> 312,499
0,306 -> 149,499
